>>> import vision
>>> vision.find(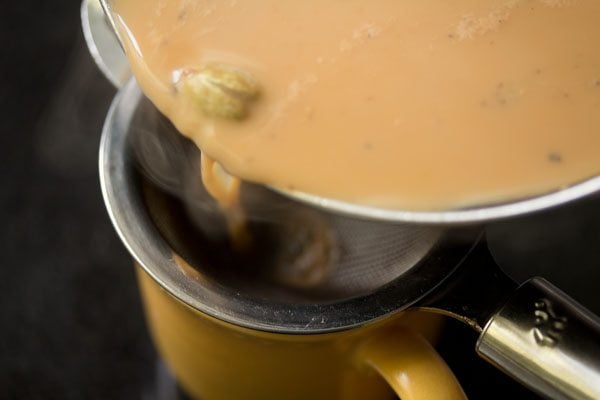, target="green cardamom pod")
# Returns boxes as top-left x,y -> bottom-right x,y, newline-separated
177,63 -> 260,120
